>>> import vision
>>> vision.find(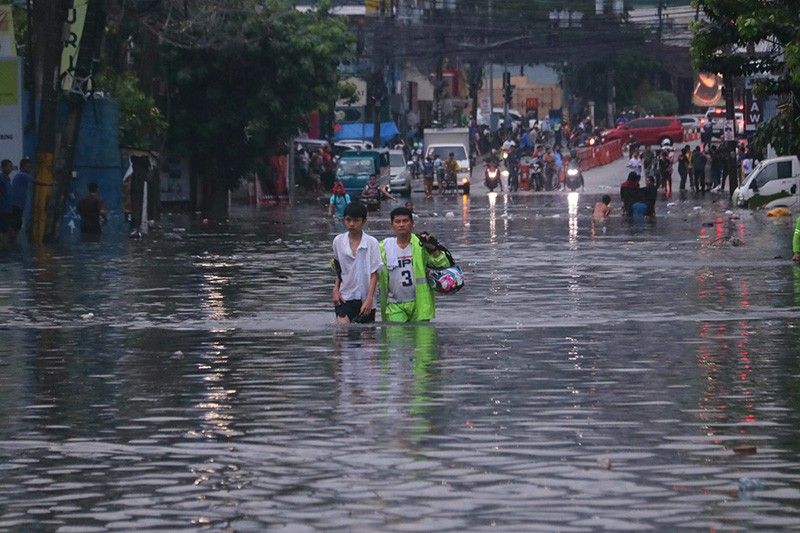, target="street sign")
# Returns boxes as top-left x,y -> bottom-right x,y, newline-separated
526,97 -> 539,111
744,80 -> 764,133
